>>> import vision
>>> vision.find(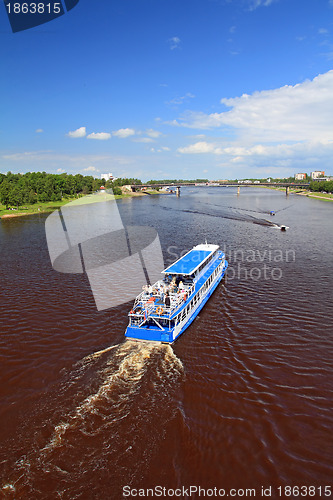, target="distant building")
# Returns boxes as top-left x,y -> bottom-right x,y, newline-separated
312,176 -> 332,182
295,173 -> 307,180
311,171 -> 325,179
101,173 -> 115,182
